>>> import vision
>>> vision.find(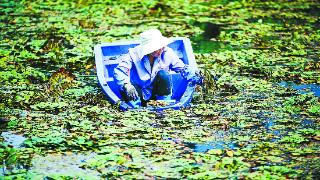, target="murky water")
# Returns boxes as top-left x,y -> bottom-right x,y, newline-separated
190,22 -> 225,53
0,82 -> 318,177
184,141 -> 238,152
1,131 -> 26,148
1,132 -> 100,178
181,110 -> 317,152
279,81 -> 320,97
29,152 -> 100,178
300,119 -> 316,129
